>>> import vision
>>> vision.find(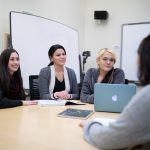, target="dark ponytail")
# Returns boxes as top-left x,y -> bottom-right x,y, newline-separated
48,44 -> 66,66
